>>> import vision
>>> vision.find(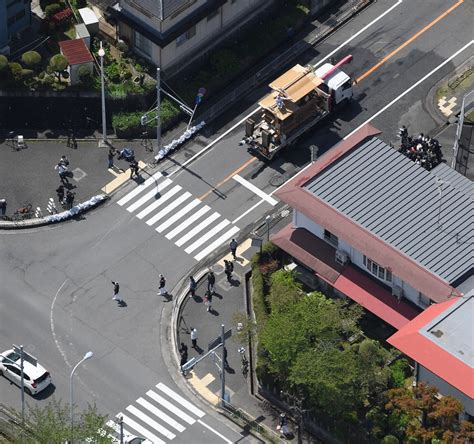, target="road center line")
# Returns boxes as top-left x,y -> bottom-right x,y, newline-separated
197,419 -> 233,444
233,174 -> 278,206
356,0 -> 464,82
